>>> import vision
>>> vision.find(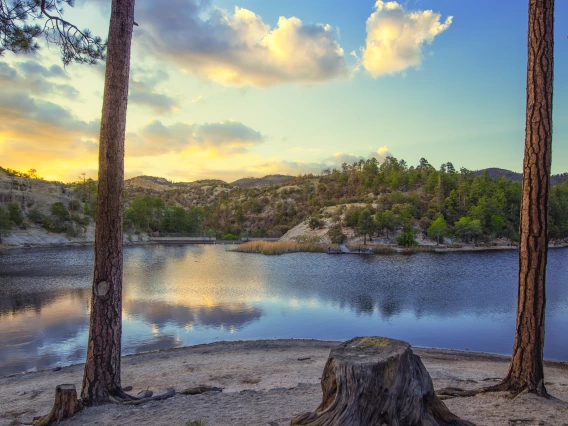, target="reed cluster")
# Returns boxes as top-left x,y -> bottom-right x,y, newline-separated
235,240 -> 327,255
372,245 -> 398,254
